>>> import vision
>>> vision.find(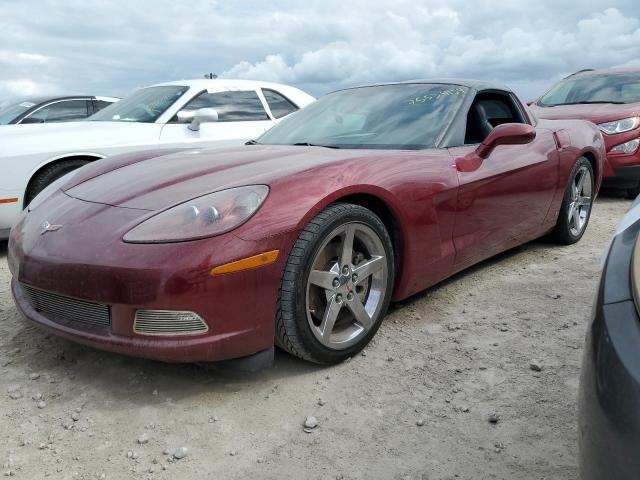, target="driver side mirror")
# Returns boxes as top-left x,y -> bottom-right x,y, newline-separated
188,108 -> 219,131
475,123 -> 536,159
